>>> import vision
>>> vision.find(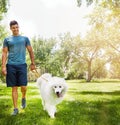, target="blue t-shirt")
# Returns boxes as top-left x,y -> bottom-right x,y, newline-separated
3,35 -> 31,65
